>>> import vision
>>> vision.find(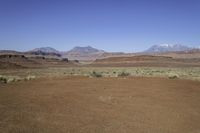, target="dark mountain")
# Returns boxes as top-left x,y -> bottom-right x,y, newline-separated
27,47 -> 61,57
30,47 -> 60,54
1,45 -> 199,61
66,46 -> 104,54
63,46 -> 105,60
